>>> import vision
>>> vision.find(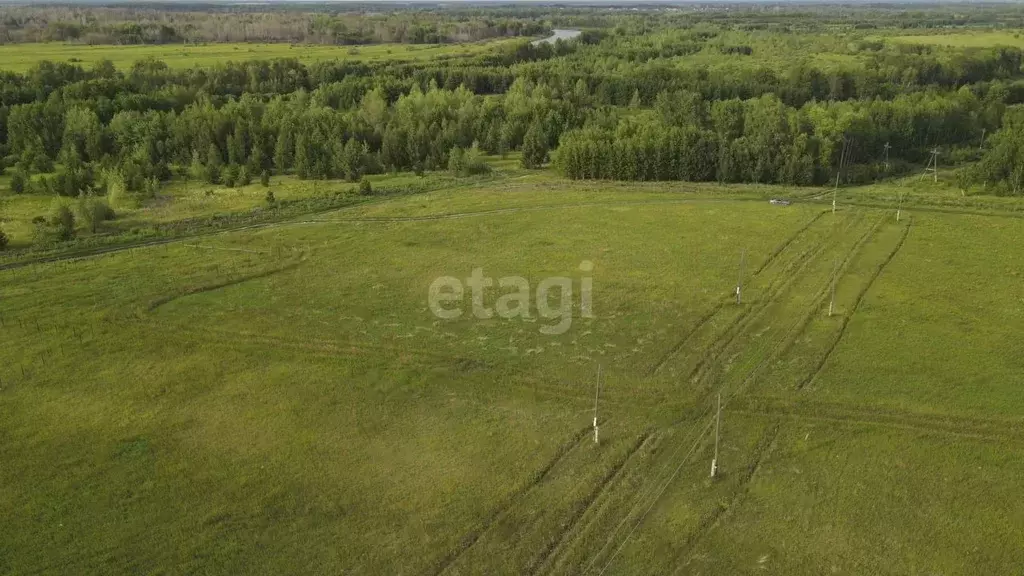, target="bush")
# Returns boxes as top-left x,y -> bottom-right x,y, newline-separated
260,170 -> 270,187
10,169 -> 26,194
359,177 -> 373,196
463,145 -> 491,176
77,193 -> 115,233
222,164 -> 239,188
449,145 -> 491,176
238,165 -> 252,186
265,189 -> 276,205
448,146 -> 465,175
47,202 -> 76,241
0,228 -> 8,250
